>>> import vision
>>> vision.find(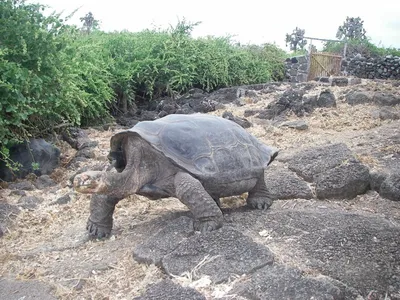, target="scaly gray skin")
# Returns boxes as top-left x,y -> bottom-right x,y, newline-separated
74,114 -> 278,238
